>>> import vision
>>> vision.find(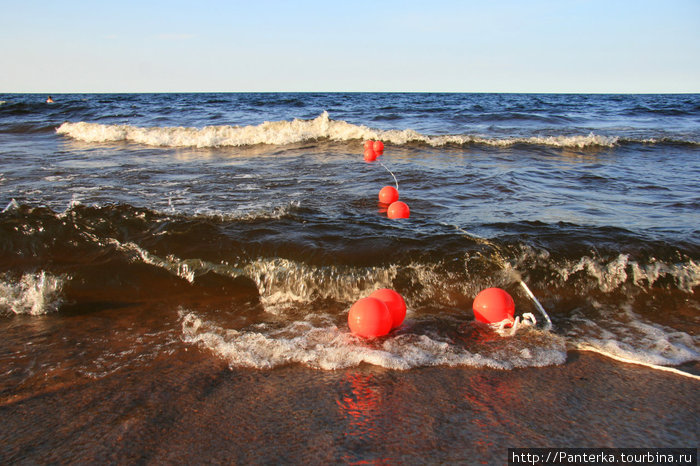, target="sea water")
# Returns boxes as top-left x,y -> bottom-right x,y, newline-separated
0,93 -> 698,377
